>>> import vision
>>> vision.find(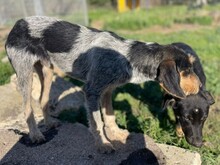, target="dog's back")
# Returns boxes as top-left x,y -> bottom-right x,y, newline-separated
5,16 -> 133,82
